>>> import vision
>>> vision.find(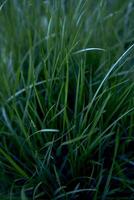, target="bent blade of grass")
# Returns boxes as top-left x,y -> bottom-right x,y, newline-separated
48,107 -> 65,124
106,83 -> 134,124
5,77 -> 62,103
33,182 -> 42,200
54,186 -> 67,196
82,43 -> 134,125
54,188 -> 96,200
0,147 -> 29,178
89,106 -> 134,154
40,125 -> 76,150
92,43 -> 134,104
0,0 -> 7,11
73,47 -> 105,54
35,129 -> 59,133
76,10 -> 86,26
43,104 -> 56,124
61,135 -> 87,146
24,129 -> 59,143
